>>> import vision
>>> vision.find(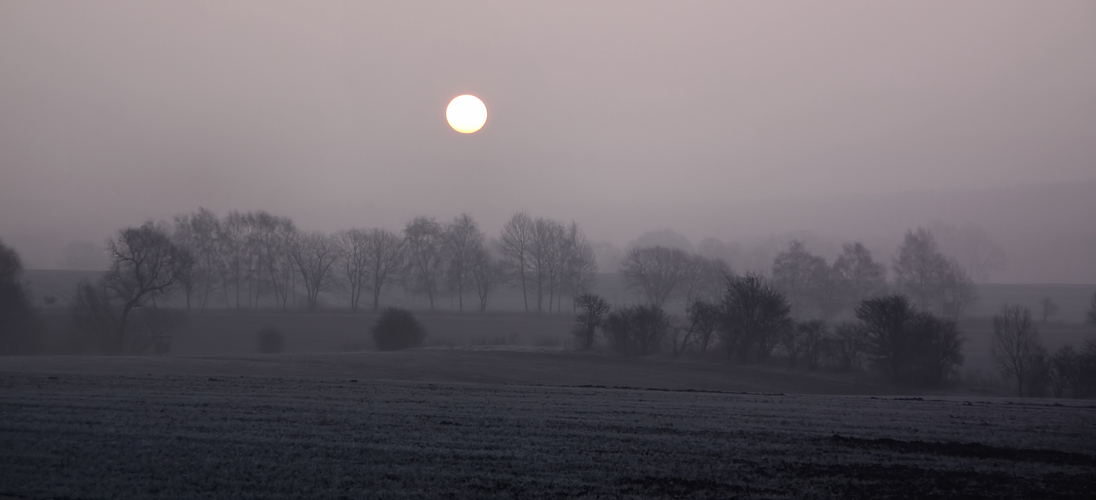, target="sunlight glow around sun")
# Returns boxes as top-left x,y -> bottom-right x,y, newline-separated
446,95 -> 487,134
